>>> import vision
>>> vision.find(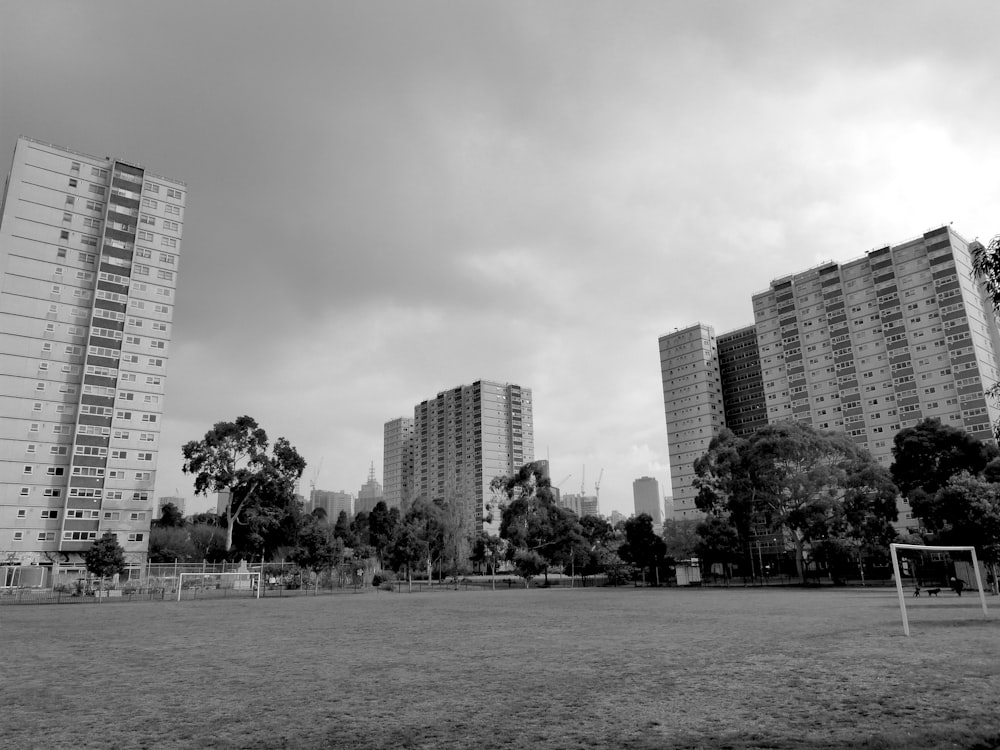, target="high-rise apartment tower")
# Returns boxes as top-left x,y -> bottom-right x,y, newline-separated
413,380 -> 533,535
0,137 -> 184,585
660,226 -> 1000,529
383,416 -> 414,509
